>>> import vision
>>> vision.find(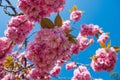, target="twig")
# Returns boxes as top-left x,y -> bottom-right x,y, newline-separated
0,0 -> 23,16
15,20 -> 27,27
5,0 -> 17,14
